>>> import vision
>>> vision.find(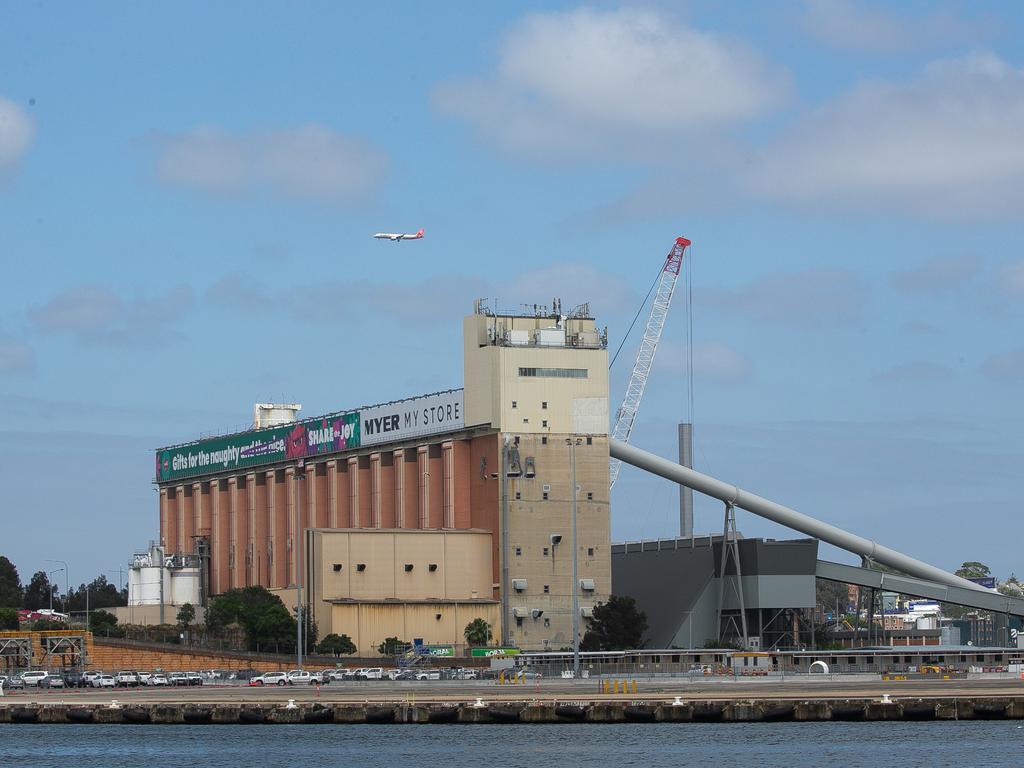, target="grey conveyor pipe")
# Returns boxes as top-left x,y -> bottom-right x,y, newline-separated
610,438 -> 987,594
